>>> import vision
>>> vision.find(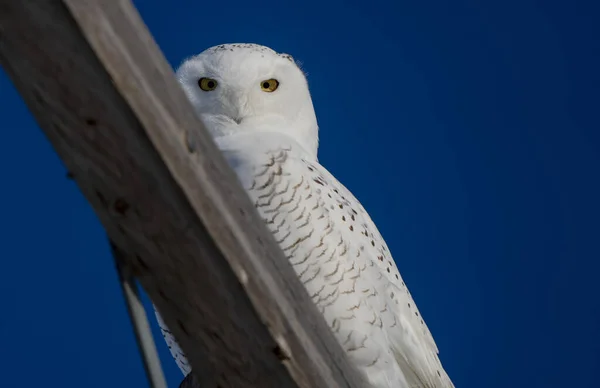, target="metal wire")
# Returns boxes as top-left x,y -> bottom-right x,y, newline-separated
113,243 -> 168,388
